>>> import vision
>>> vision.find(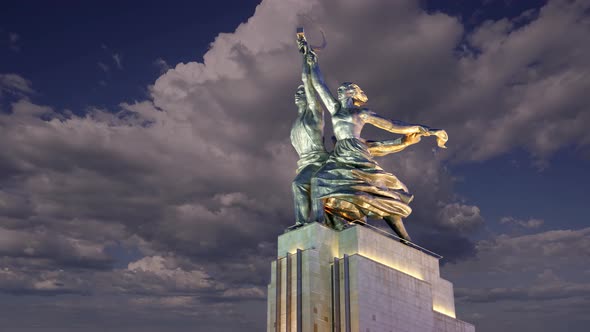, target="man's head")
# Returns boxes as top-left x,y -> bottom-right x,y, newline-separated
294,85 -> 307,107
